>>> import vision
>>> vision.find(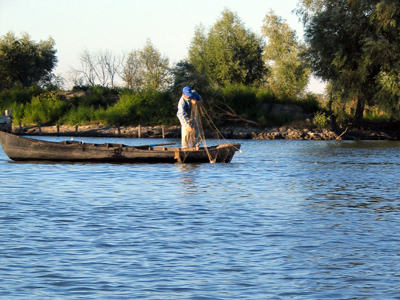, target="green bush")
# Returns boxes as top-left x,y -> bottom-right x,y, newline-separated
69,85 -> 120,108
362,108 -> 390,122
296,93 -> 321,114
1,82 -> 324,128
314,111 -> 330,128
103,90 -> 177,125
206,84 -> 321,126
209,84 -> 268,122
58,105 -> 102,125
256,89 -> 279,104
22,91 -> 69,124
221,84 -> 259,115
0,84 -> 43,109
